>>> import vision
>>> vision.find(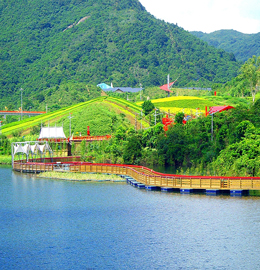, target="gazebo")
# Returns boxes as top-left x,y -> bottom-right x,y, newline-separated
11,141 -> 53,166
